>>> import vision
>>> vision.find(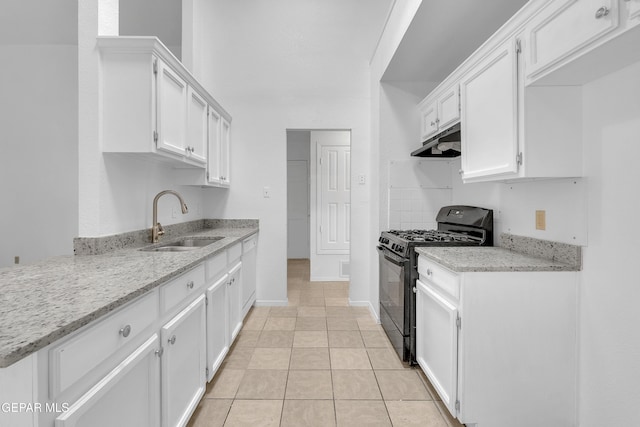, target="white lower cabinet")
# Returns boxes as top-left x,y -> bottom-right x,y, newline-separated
241,234 -> 258,317
416,256 -> 578,427
160,295 -> 206,427
227,261 -> 243,344
55,334 -> 161,427
3,237 -> 259,427
415,280 -> 458,416
205,274 -> 229,382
